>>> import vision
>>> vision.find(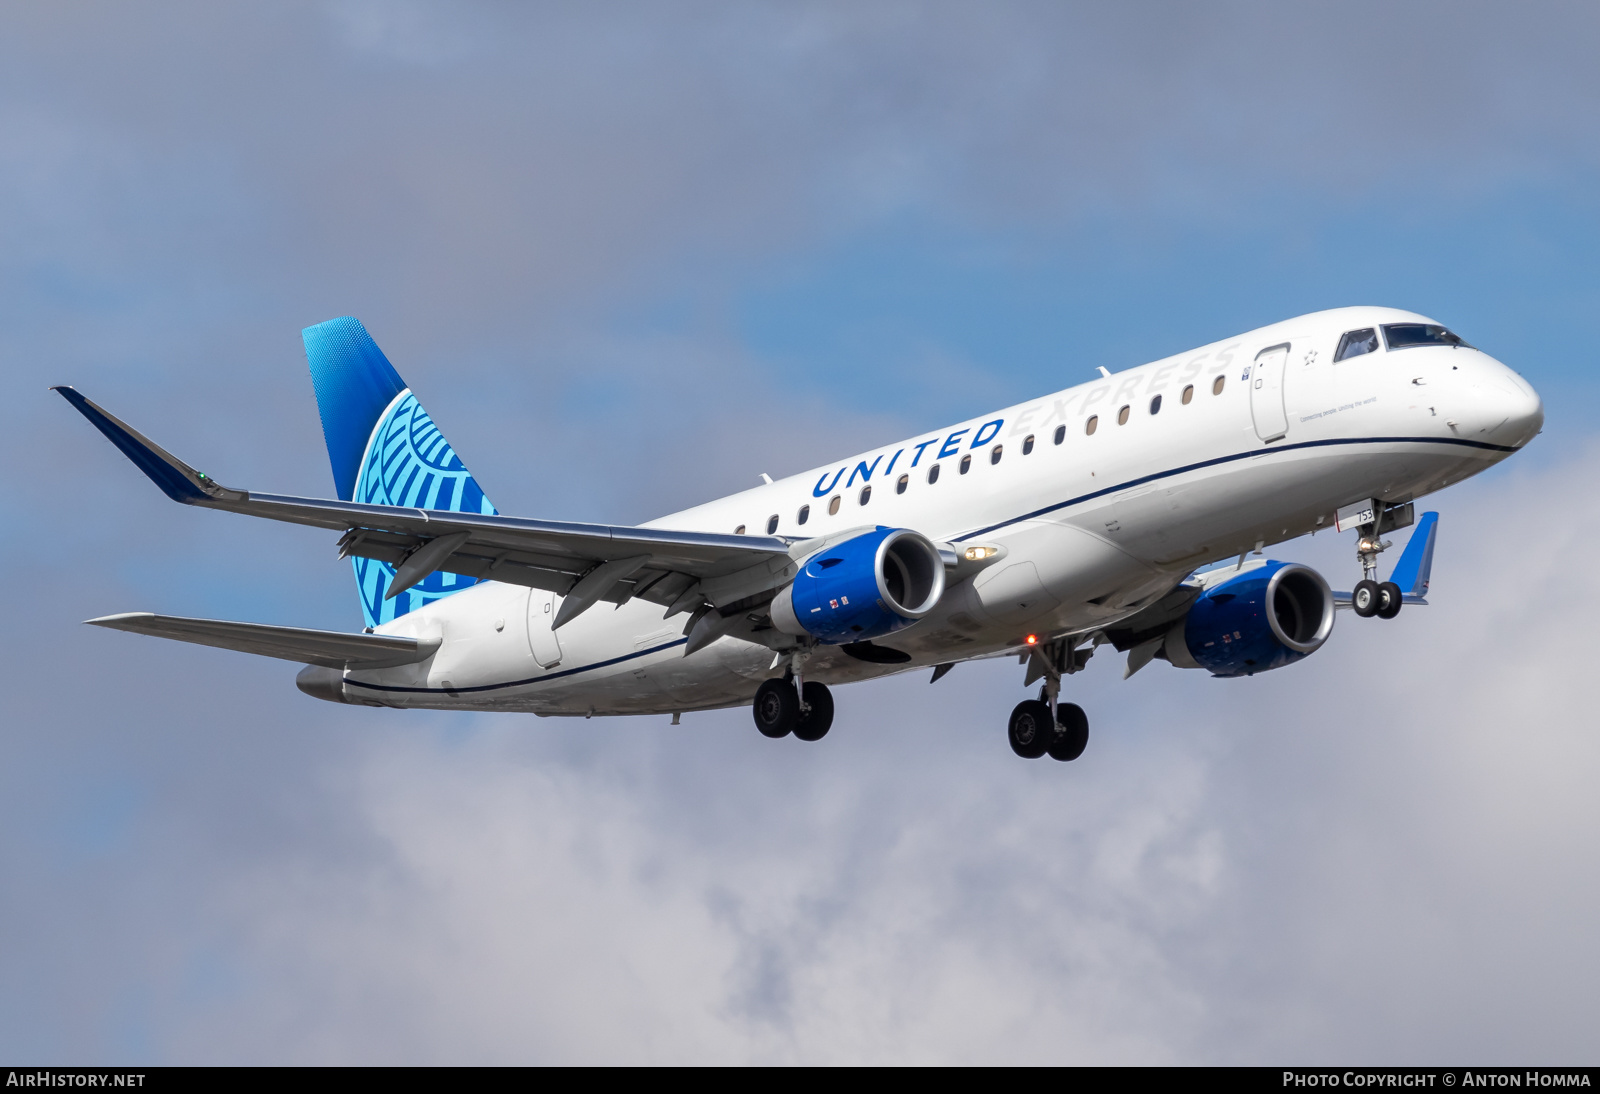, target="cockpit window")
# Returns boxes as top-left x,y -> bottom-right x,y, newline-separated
1382,323 -> 1472,351
1335,328 -> 1379,361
